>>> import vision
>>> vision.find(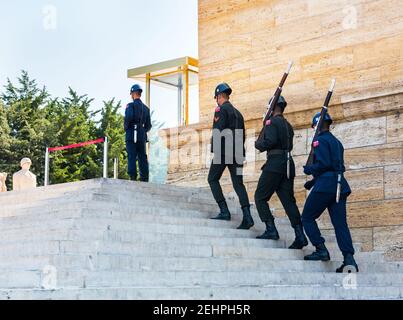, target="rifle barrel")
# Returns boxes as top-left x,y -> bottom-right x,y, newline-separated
286,61 -> 293,74
329,79 -> 336,92
305,79 -> 337,166
323,79 -> 336,106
